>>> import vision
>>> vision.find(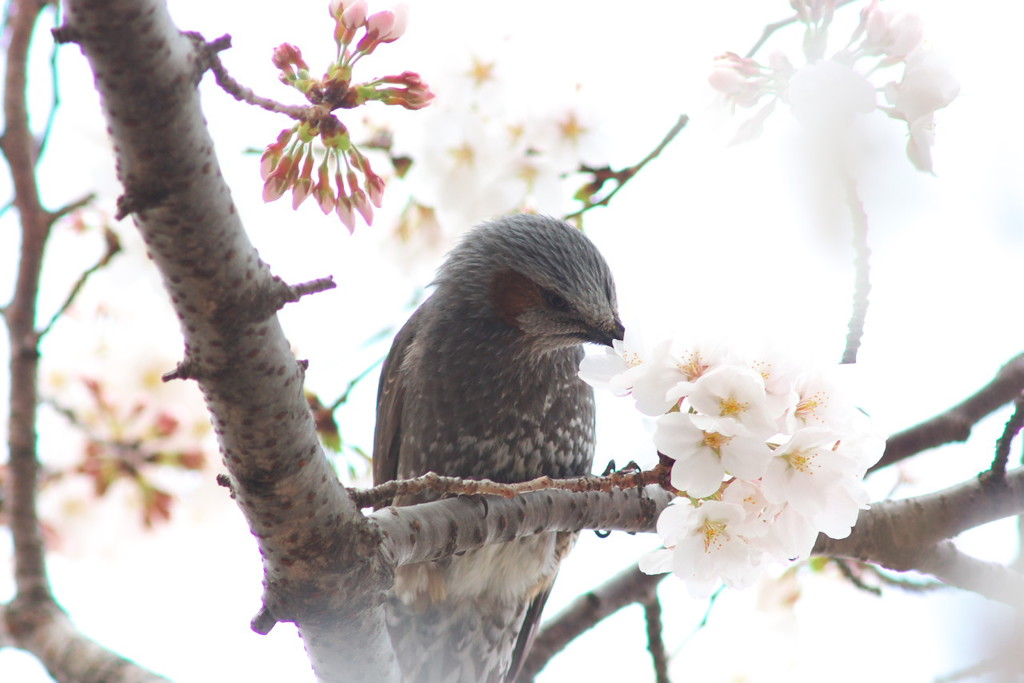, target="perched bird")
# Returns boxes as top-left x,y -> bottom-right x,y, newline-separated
373,214 -> 624,682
